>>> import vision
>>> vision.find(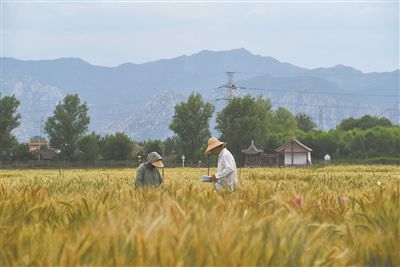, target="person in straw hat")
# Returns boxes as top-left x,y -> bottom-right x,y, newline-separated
135,151 -> 164,188
205,137 -> 238,191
